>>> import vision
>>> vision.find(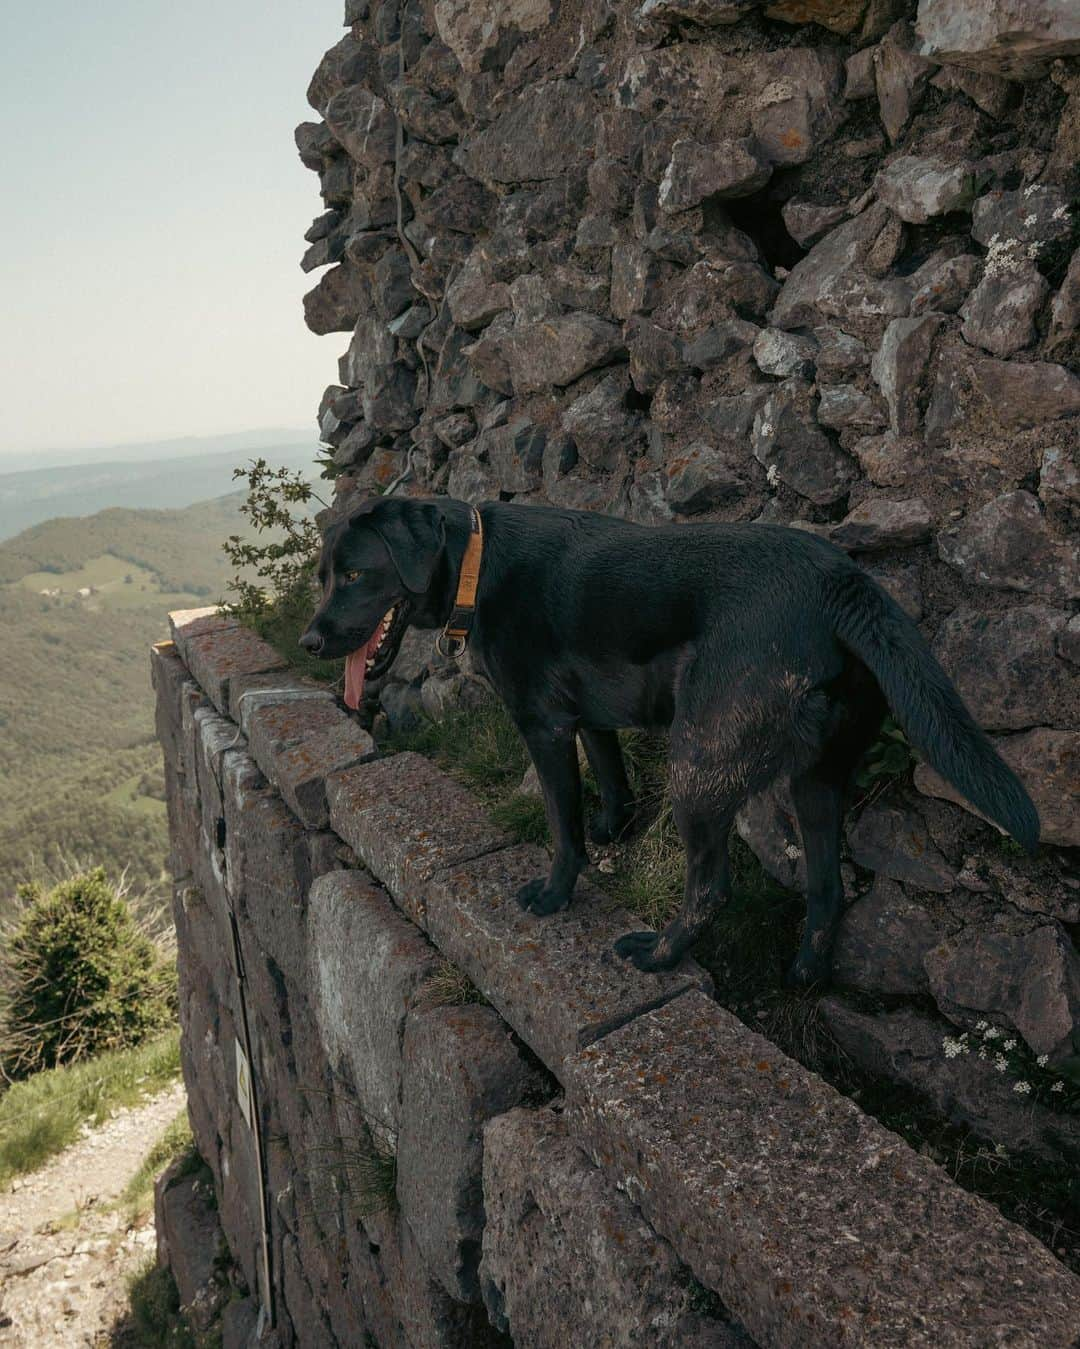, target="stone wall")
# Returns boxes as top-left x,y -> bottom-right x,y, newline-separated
295,0 -> 1080,1104
154,609 -> 1080,1347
